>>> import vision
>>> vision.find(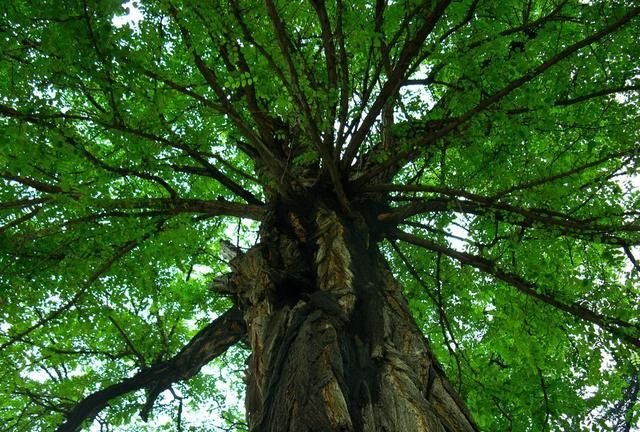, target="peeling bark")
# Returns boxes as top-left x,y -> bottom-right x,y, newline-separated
225,203 -> 478,432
